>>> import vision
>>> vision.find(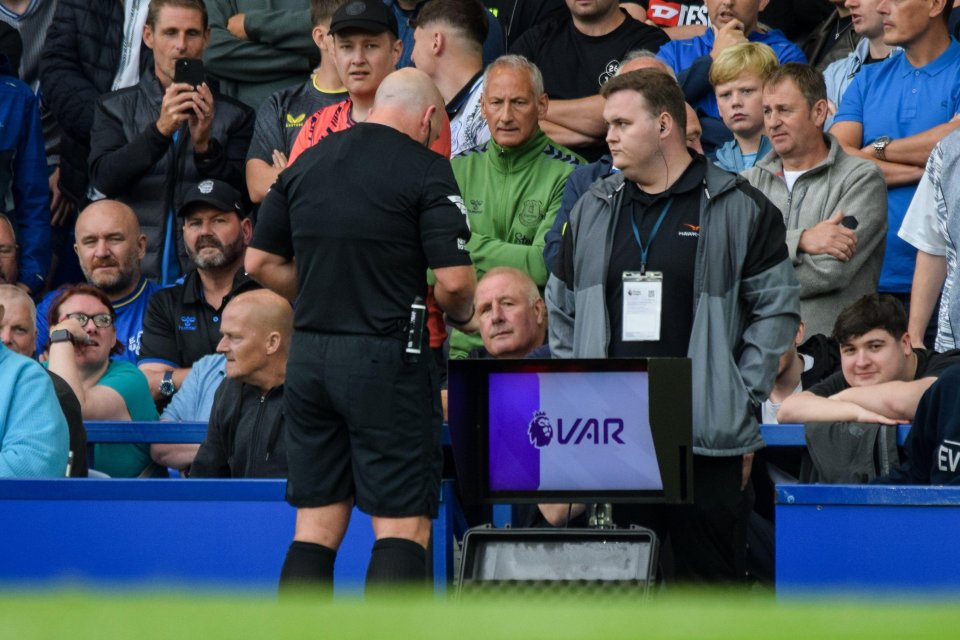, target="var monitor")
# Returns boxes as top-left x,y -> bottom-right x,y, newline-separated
447,358 -> 693,505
